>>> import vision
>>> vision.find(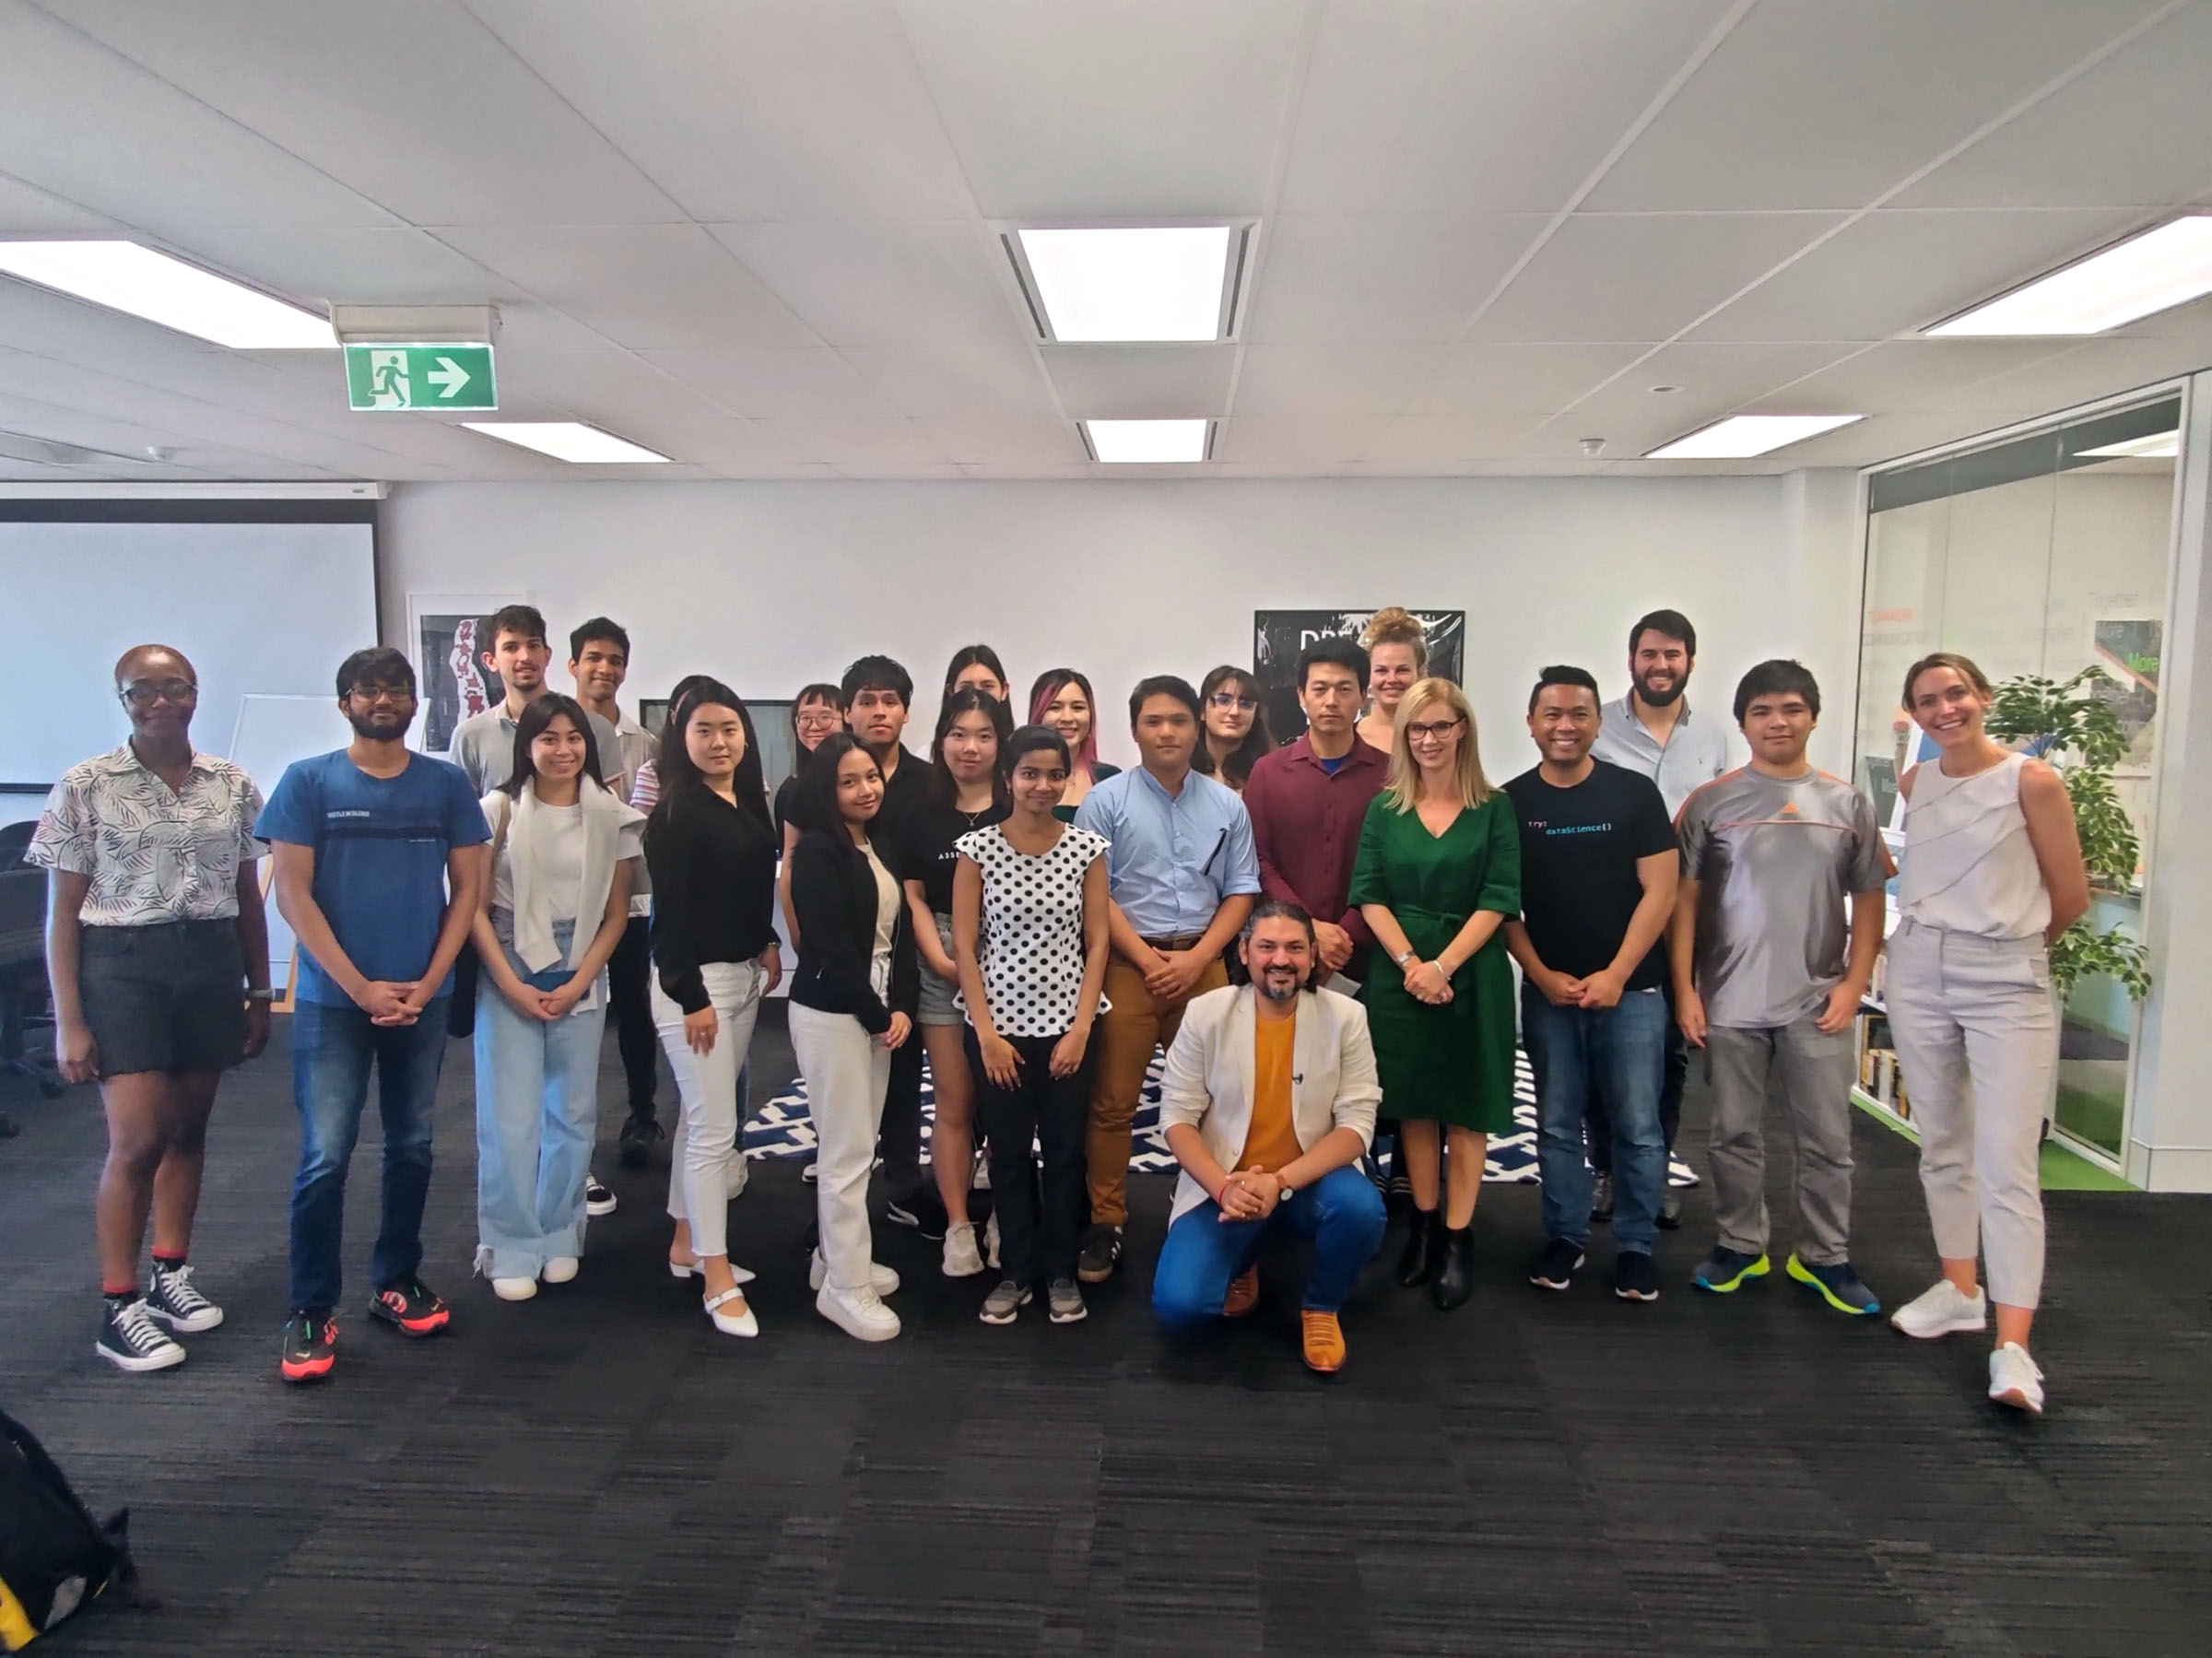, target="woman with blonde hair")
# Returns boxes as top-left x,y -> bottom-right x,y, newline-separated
1355,607 -> 1429,755
1349,676 -> 1520,1310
